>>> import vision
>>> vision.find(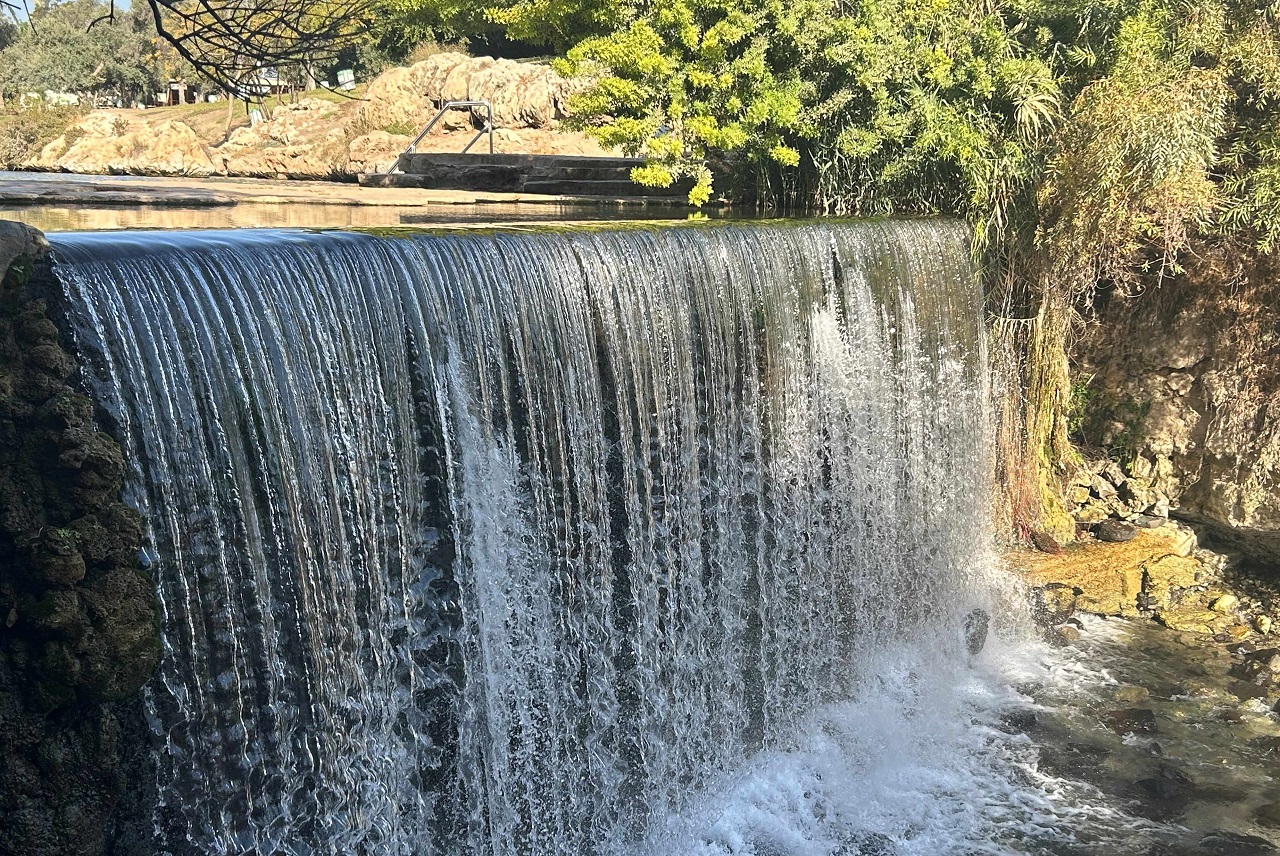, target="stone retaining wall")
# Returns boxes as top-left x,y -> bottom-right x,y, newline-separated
1070,244 -> 1280,565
